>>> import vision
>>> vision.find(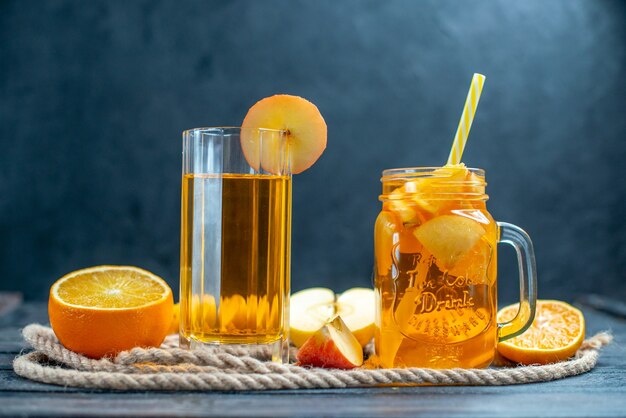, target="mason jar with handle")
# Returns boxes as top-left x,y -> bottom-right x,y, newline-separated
373,166 -> 537,368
